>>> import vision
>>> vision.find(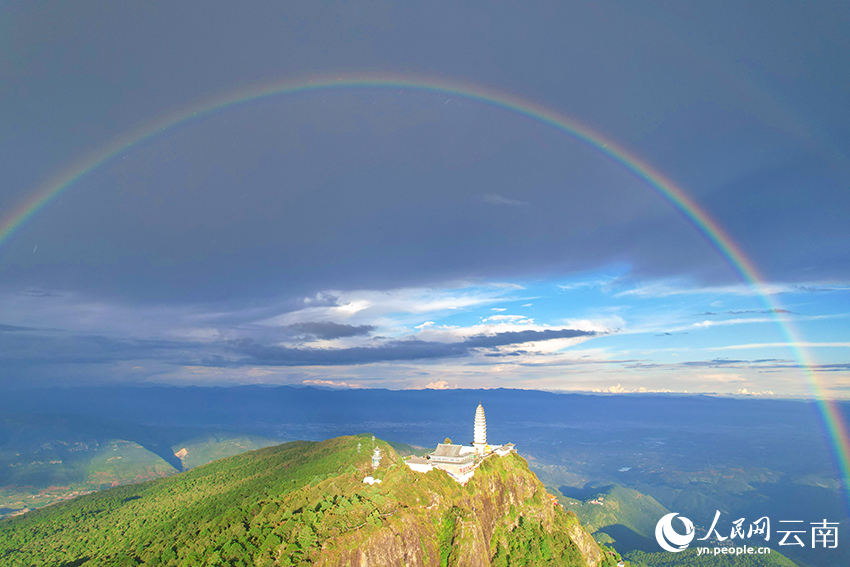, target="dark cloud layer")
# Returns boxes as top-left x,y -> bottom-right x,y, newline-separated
1,1 -> 848,306
0,324 -> 36,332
285,322 -> 375,340
0,327 -> 594,375
0,333 -> 200,367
